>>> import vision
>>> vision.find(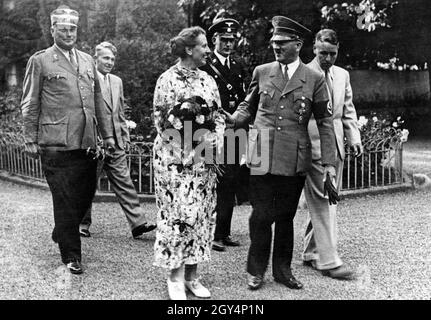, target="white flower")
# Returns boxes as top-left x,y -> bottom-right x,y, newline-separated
195,115 -> 205,124
392,122 -> 398,128
358,115 -> 368,128
125,120 -> 136,130
397,116 -> 401,121
172,117 -> 183,130
400,129 -> 409,143
372,116 -> 378,122
180,101 -> 193,110
168,114 -> 175,123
